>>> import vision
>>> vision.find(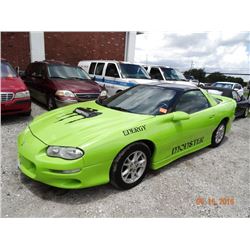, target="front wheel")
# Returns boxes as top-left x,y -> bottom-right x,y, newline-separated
47,95 -> 57,110
211,121 -> 226,147
110,143 -> 151,189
